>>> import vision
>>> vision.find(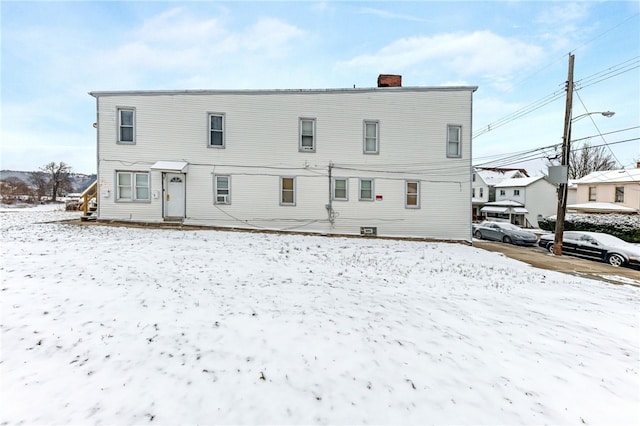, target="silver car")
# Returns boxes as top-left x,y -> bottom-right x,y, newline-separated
473,221 -> 538,246
538,231 -> 640,268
